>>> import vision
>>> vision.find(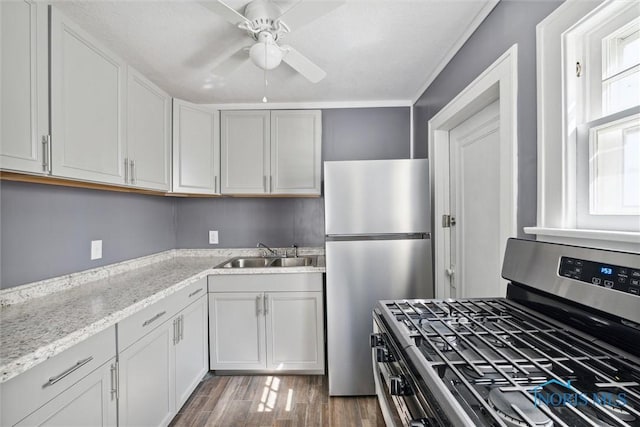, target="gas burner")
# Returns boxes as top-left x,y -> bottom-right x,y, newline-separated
601,399 -> 636,422
420,320 -> 458,351
488,388 -> 553,427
